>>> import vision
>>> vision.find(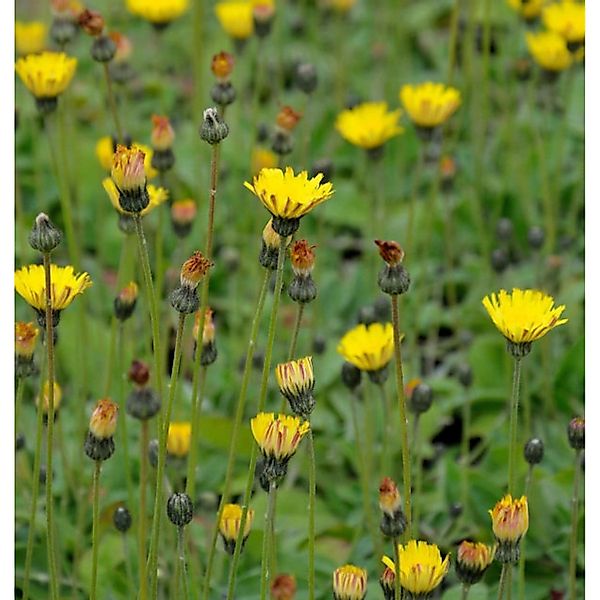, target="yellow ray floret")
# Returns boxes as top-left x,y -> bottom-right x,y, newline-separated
244,167 -> 334,220
126,0 -> 189,24
15,51 -> 77,98
219,503 -> 254,541
382,540 -> 450,595
337,322 -> 396,372
335,102 -> 403,149
482,288 -> 567,344
526,31 -> 573,72
167,422 -> 192,457
103,178 -> 168,217
543,2 -> 585,43
399,82 -> 461,128
15,264 -> 92,312
250,412 -> 310,460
